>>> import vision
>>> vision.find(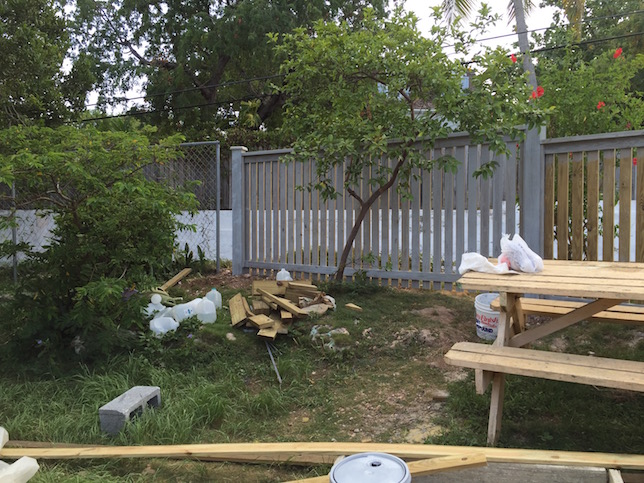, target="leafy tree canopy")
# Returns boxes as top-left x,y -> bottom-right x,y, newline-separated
533,0 -> 644,136
71,0 -> 386,139
0,0 -> 95,128
275,6 -> 551,278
